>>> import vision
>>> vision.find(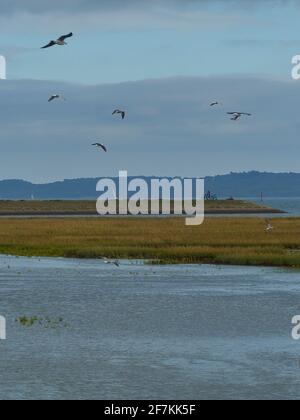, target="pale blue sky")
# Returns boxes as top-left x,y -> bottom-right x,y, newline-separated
1,1 -> 299,84
0,1 -> 300,182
